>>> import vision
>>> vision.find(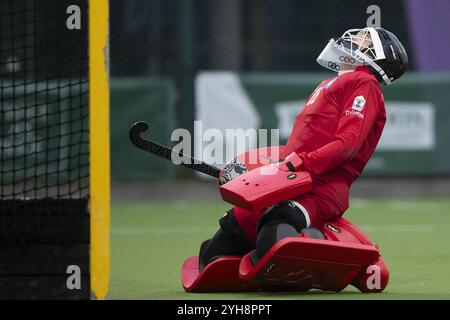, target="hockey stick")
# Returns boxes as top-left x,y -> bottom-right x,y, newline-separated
129,121 -> 221,178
